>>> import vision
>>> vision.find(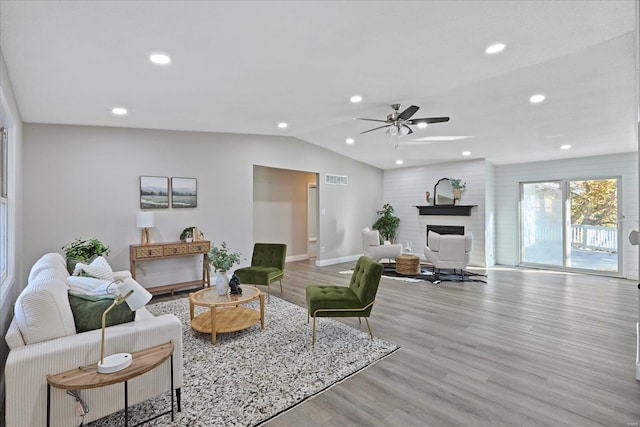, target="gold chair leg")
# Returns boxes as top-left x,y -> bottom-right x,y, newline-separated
364,318 -> 373,340
358,317 -> 362,324
279,278 -> 283,294
312,316 -> 316,345
266,283 -> 270,303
